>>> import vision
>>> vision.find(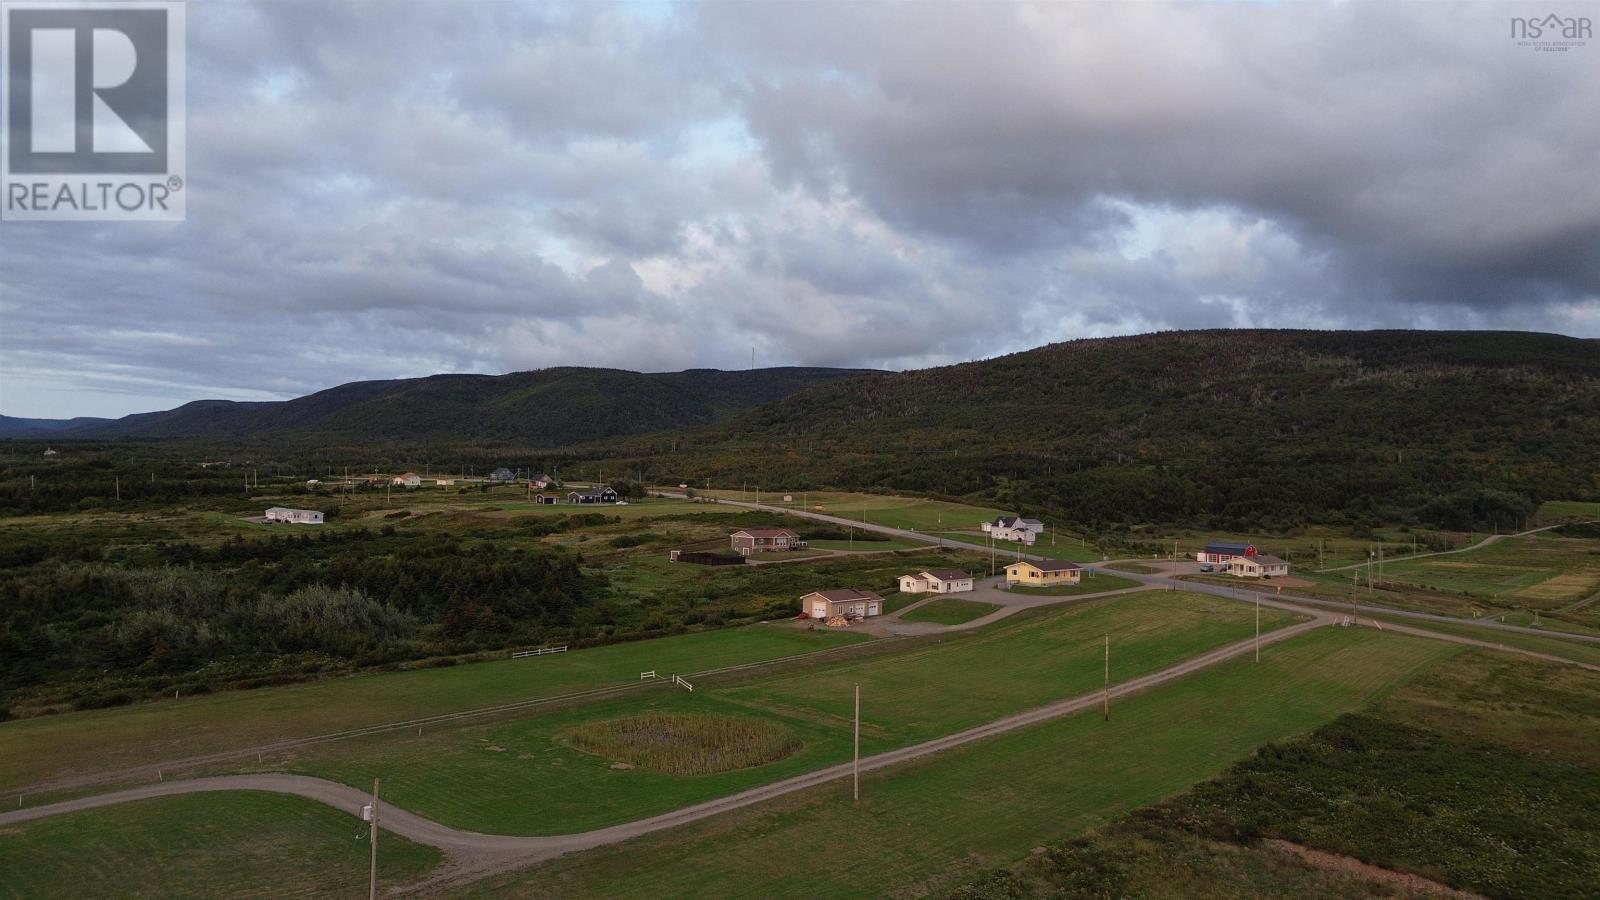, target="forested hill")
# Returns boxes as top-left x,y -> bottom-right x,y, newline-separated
1,367 -> 876,446
612,330 -> 1600,531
